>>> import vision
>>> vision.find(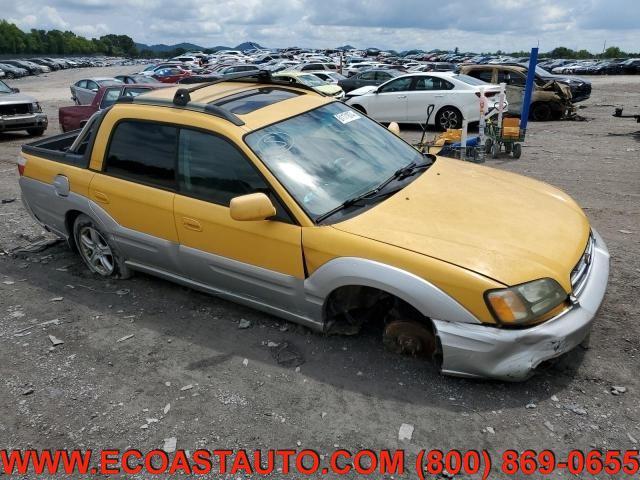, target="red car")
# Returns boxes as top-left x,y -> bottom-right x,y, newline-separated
152,66 -> 192,83
58,84 -> 168,132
